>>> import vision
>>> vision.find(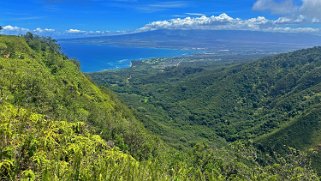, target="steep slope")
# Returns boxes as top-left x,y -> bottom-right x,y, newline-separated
172,47 -> 321,144
0,34 -> 162,160
90,47 -> 321,173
